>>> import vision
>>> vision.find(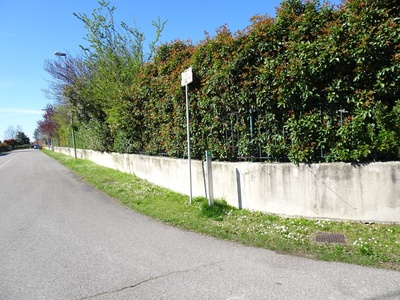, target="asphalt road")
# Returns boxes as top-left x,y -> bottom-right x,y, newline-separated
0,149 -> 399,300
